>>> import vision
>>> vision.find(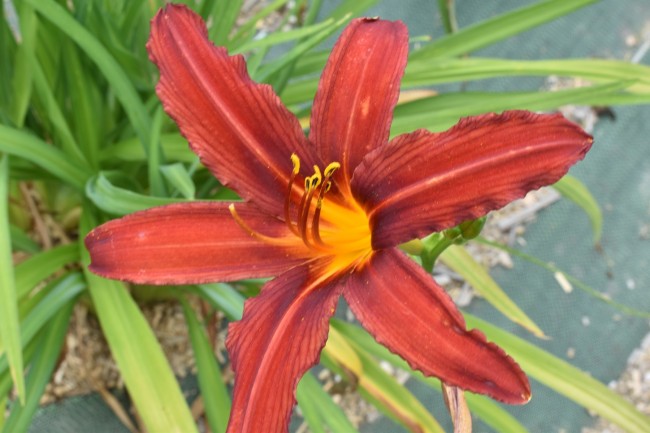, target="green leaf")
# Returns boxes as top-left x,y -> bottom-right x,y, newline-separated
208,0 -> 243,45
161,163 -> 196,199
324,327 -> 444,433
0,125 -> 91,189
8,224 -> 39,254
80,205 -> 198,433
475,238 -> 650,319
296,372 -> 359,433
14,243 -> 79,300
86,172 -> 188,216
193,283 -> 245,321
101,133 -> 195,163
402,57 -> 650,94
410,0 -> 597,59
0,155 -> 24,403
253,14 -> 351,82
181,298 -> 230,433
465,314 -> 650,433
61,39 -> 101,169
440,244 -> 546,338
390,81 -> 633,135
10,3 -> 37,127
332,320 -> 529,433
234,18 -> 337,54
553,175 -> 602,244
25,0 -> 152,155
31,58 -> 88,167
229,0 -> 291,50
1,299 -> 73,433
